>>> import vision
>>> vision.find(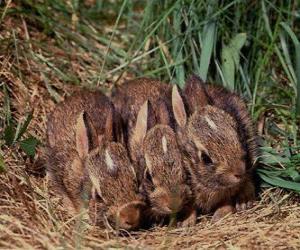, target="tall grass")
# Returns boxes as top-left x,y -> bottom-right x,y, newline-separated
1,0 -> 299,191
